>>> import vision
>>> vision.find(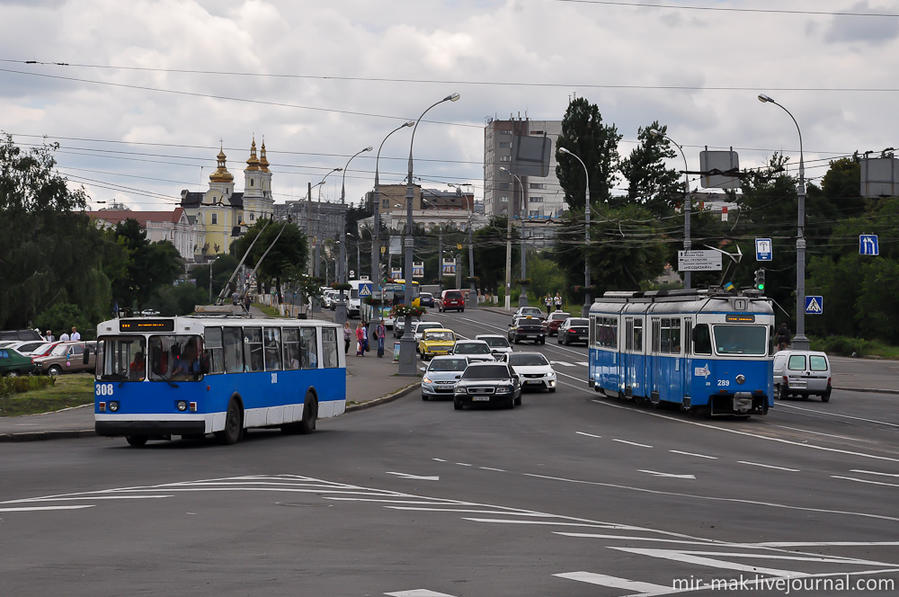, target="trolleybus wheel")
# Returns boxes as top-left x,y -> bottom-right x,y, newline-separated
126,435 -> 148,448
216,398 -> 243,445
300,392 -> 318,434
